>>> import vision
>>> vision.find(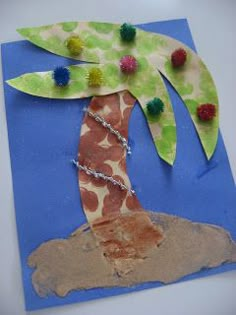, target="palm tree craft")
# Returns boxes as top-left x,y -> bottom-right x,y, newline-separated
7,22 -> 236,297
